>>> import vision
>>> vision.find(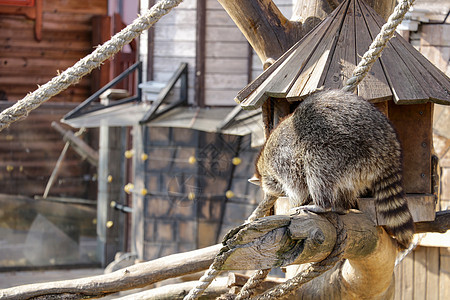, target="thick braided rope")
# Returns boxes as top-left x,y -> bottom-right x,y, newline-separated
184,195 -> 277,300
183,247 -> 231,300
342,0 -> 415,92
0,0 -> 184,132
252,213 -> 347,300
234,269 -> 271,300
216,196 -> 278,299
